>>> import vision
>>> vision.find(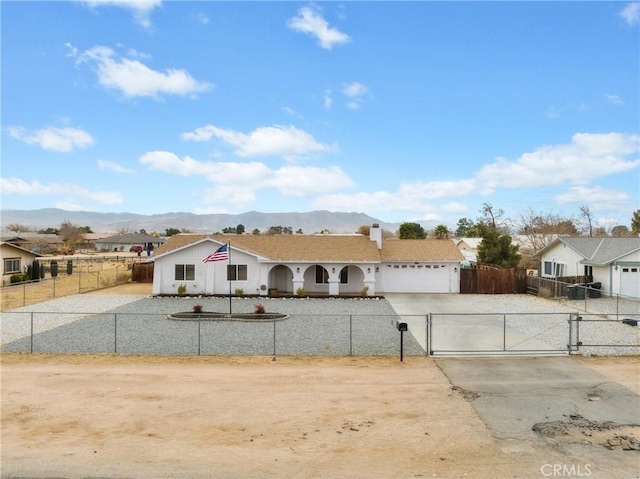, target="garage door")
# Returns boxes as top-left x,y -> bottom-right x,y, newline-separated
620,267 -> 640,299
382,263 -> 453,293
